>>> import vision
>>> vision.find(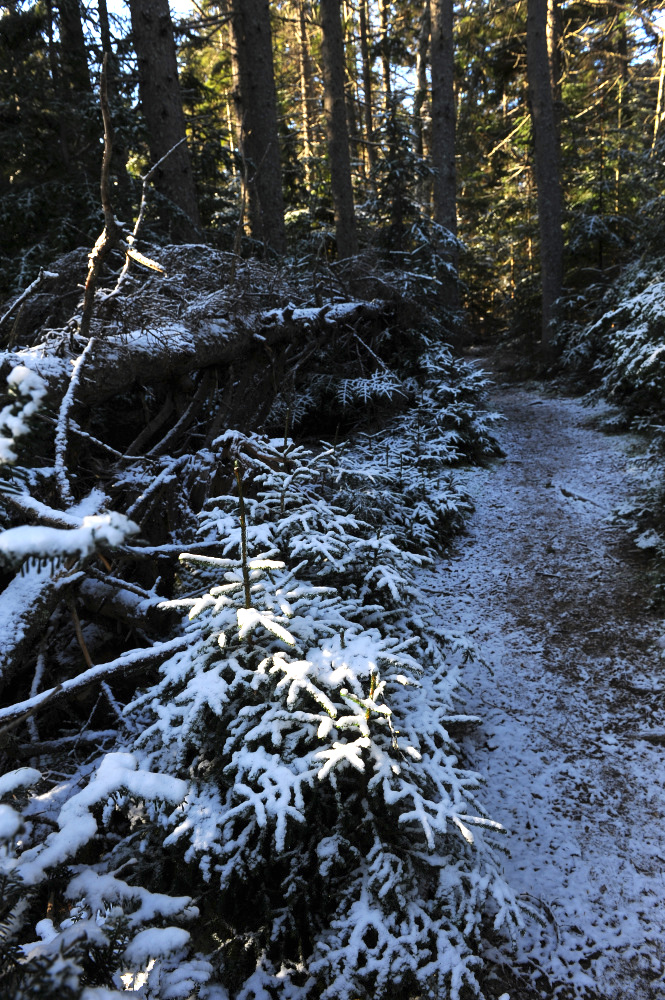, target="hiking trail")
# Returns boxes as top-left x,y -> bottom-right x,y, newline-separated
422,378 -> 665,999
